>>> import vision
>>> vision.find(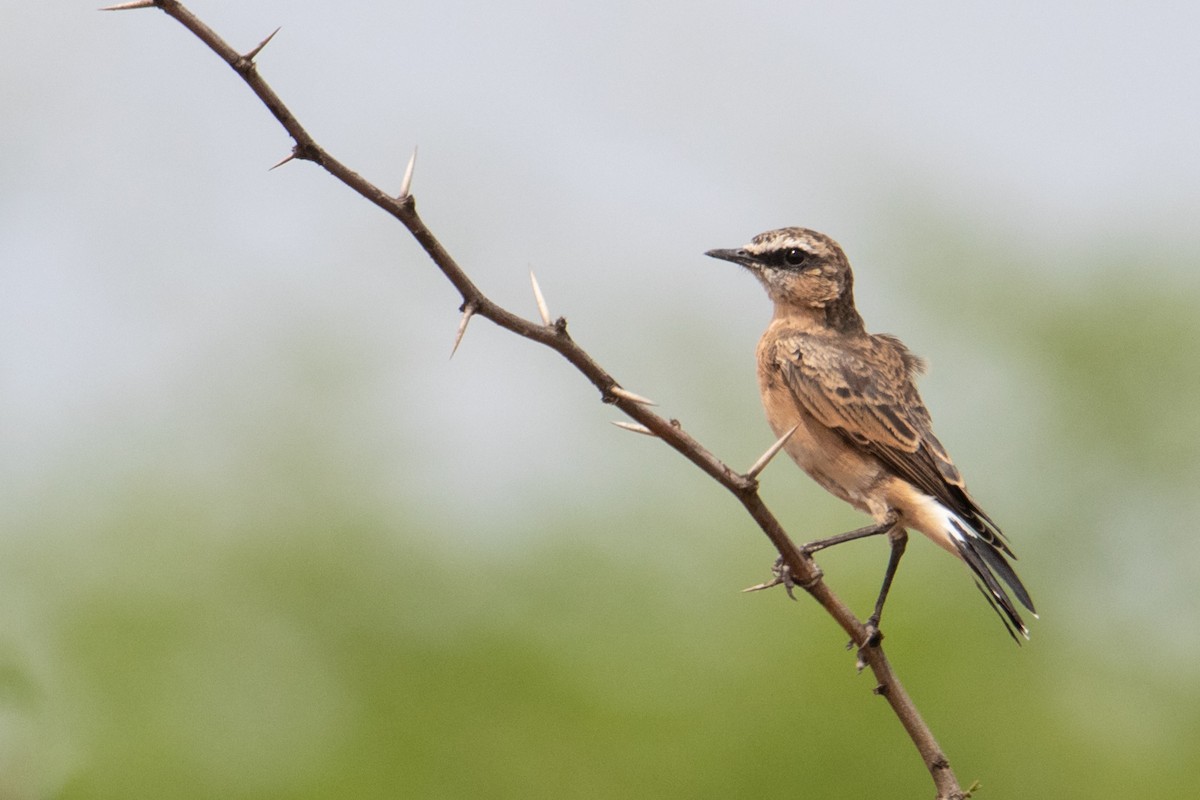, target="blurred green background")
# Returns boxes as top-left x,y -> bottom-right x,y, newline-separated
4,2 -> 1199,798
